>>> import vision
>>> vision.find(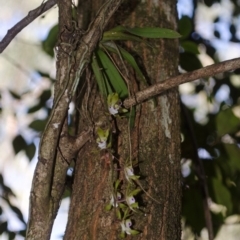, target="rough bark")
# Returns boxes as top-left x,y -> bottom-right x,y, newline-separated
64,0 -> 181,240
26,0 -> 124,239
